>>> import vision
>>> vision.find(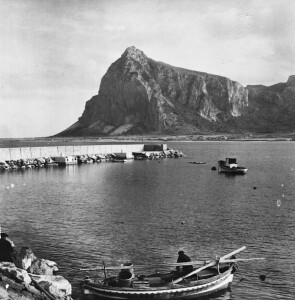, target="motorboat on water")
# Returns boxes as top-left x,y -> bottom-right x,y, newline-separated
218,158 -> 248,174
